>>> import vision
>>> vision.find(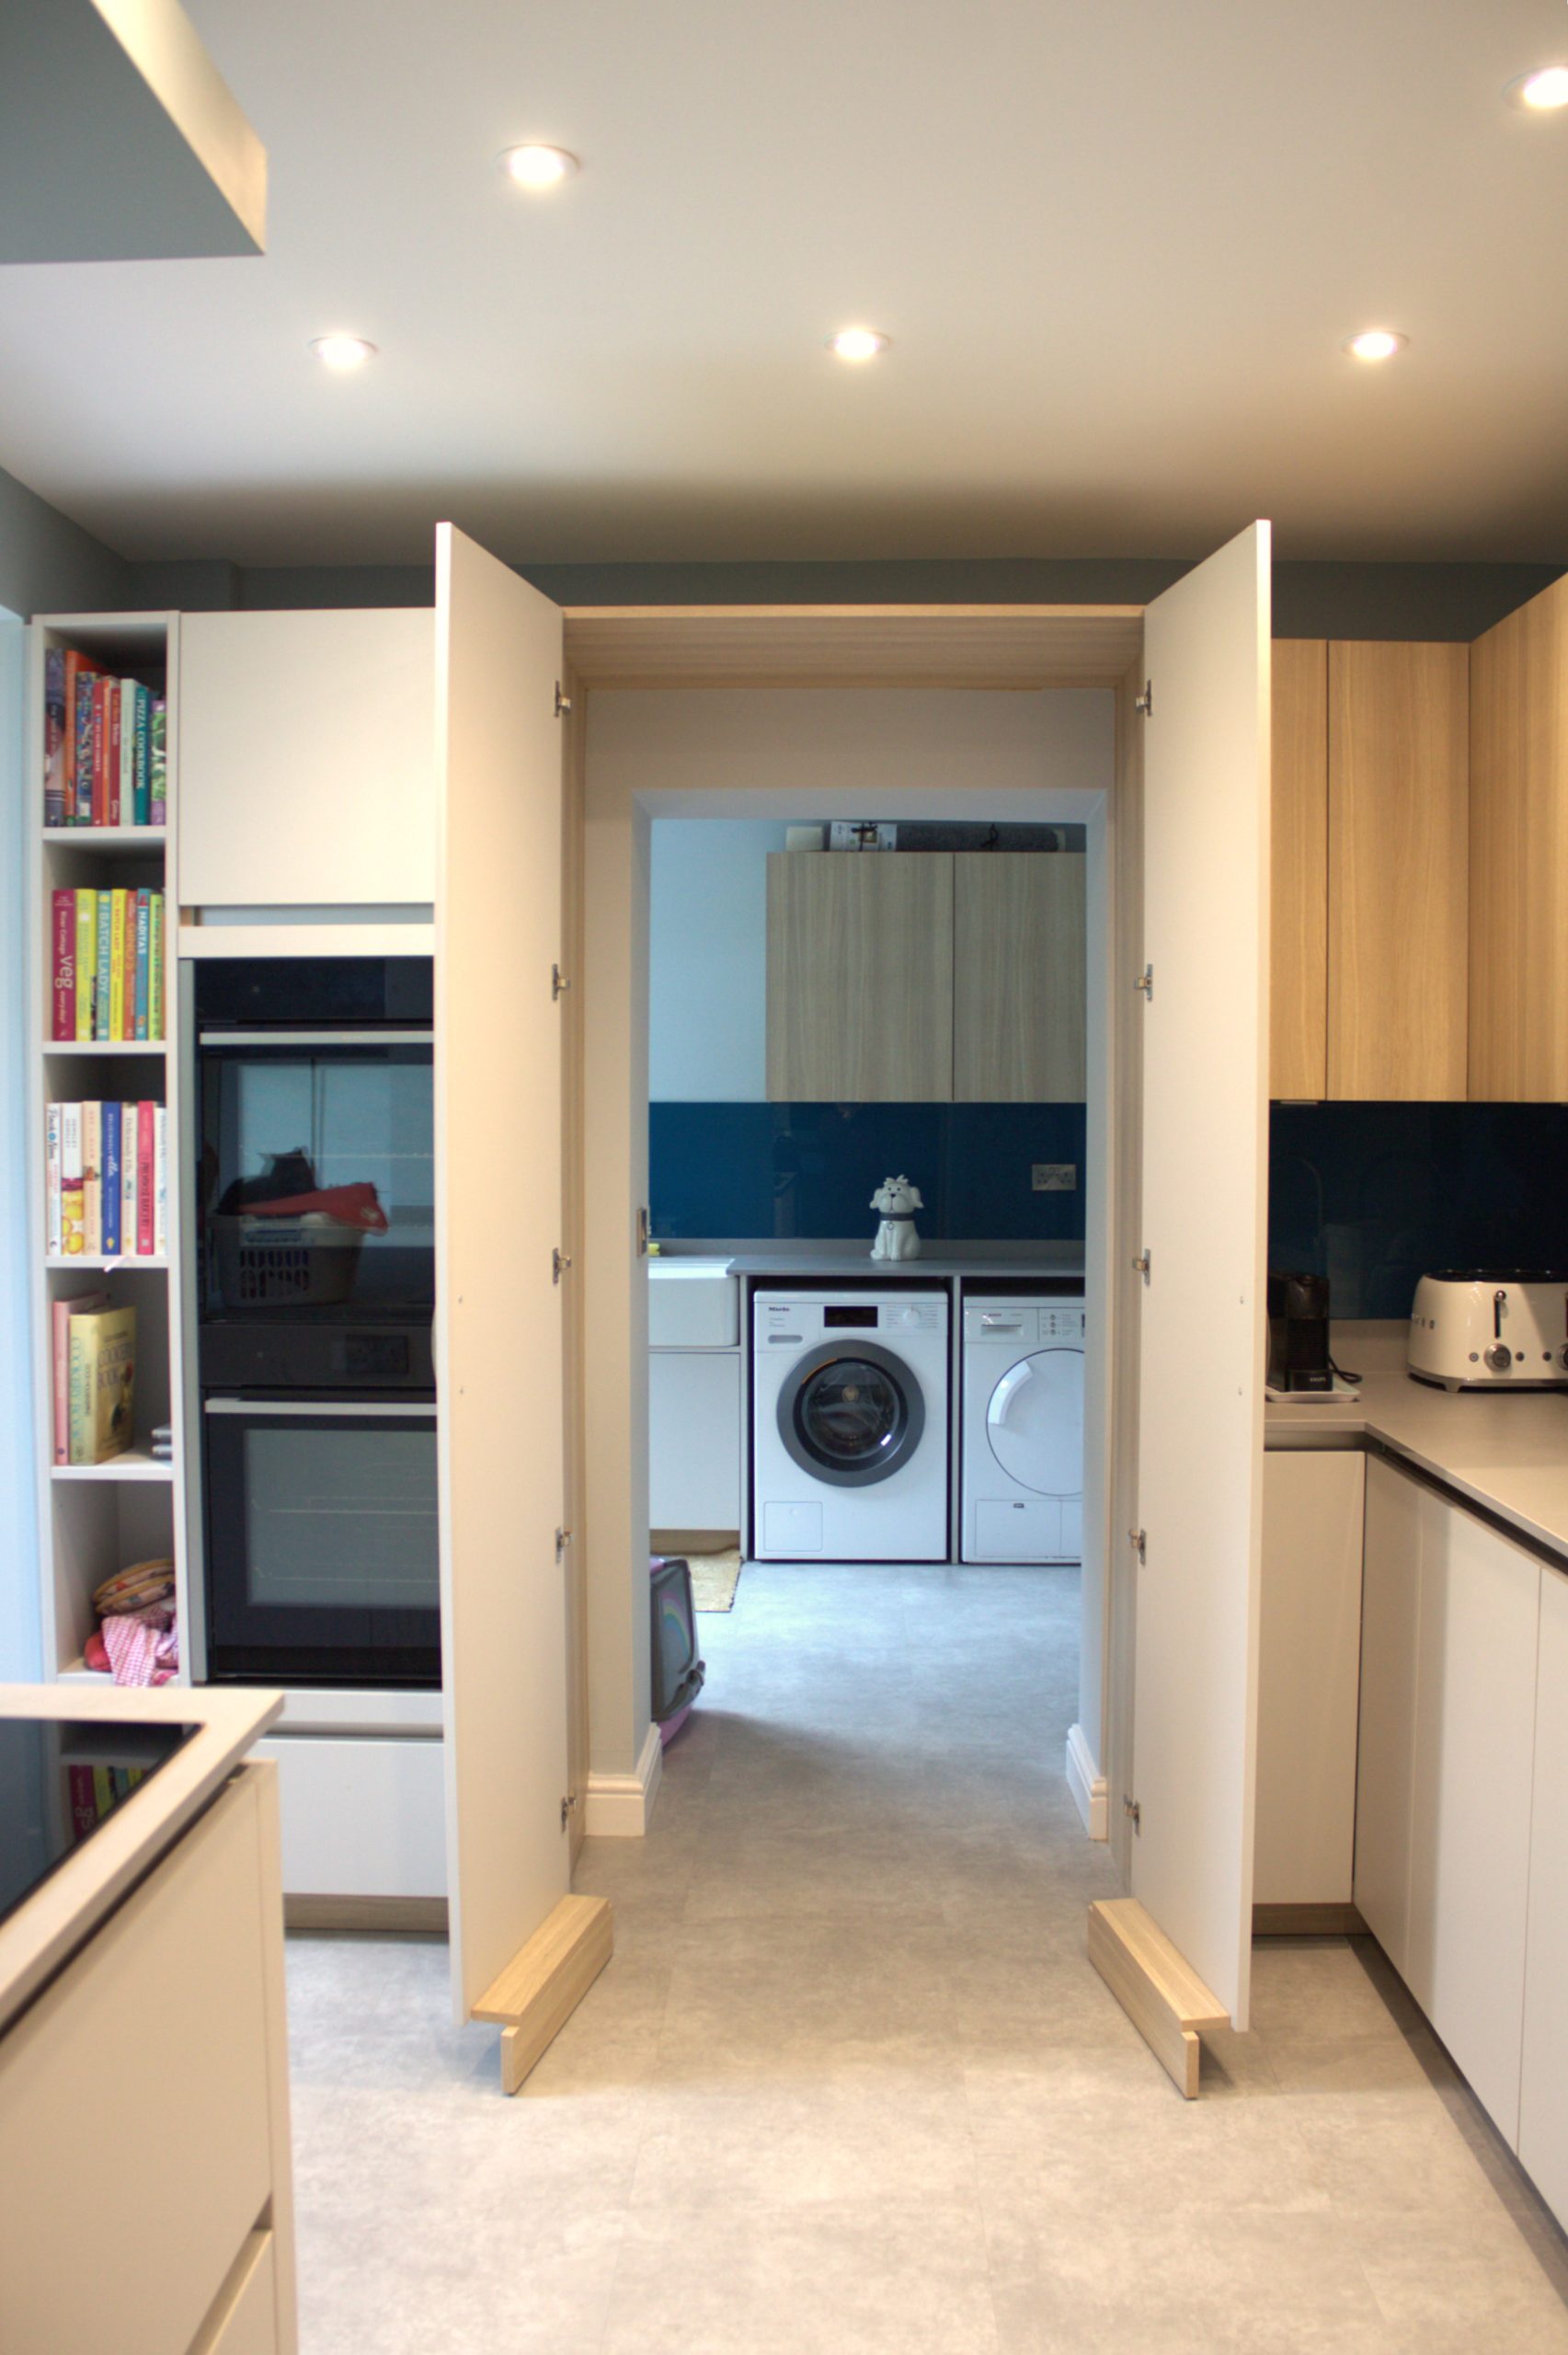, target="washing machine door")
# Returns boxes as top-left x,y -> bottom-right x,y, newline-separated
987,1348 -> 1083,1496
779,1341 -> 927,1488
